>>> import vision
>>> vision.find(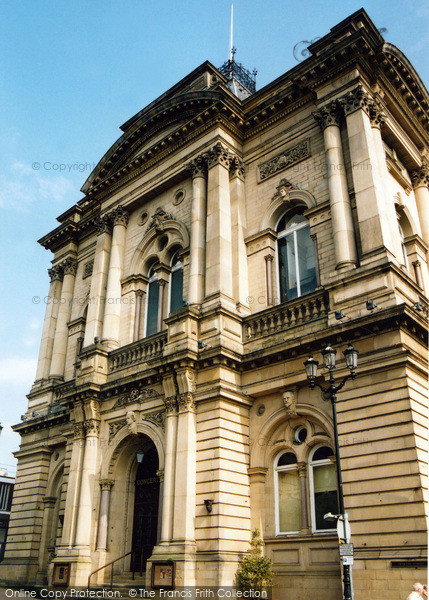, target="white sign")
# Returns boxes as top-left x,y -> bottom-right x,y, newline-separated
337,516 -> 351,542
343,556 -> 354,565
